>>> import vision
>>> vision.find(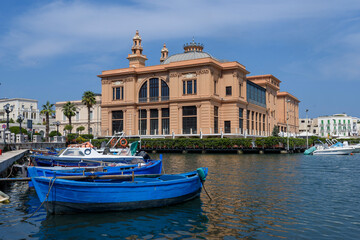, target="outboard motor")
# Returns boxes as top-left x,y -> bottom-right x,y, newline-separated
136,151 -> 151,160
